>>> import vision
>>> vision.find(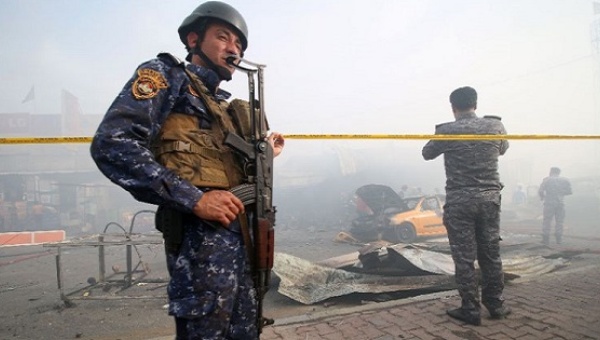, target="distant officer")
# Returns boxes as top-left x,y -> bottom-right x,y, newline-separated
422,86 -> 511,326
538,167 -> 572,245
